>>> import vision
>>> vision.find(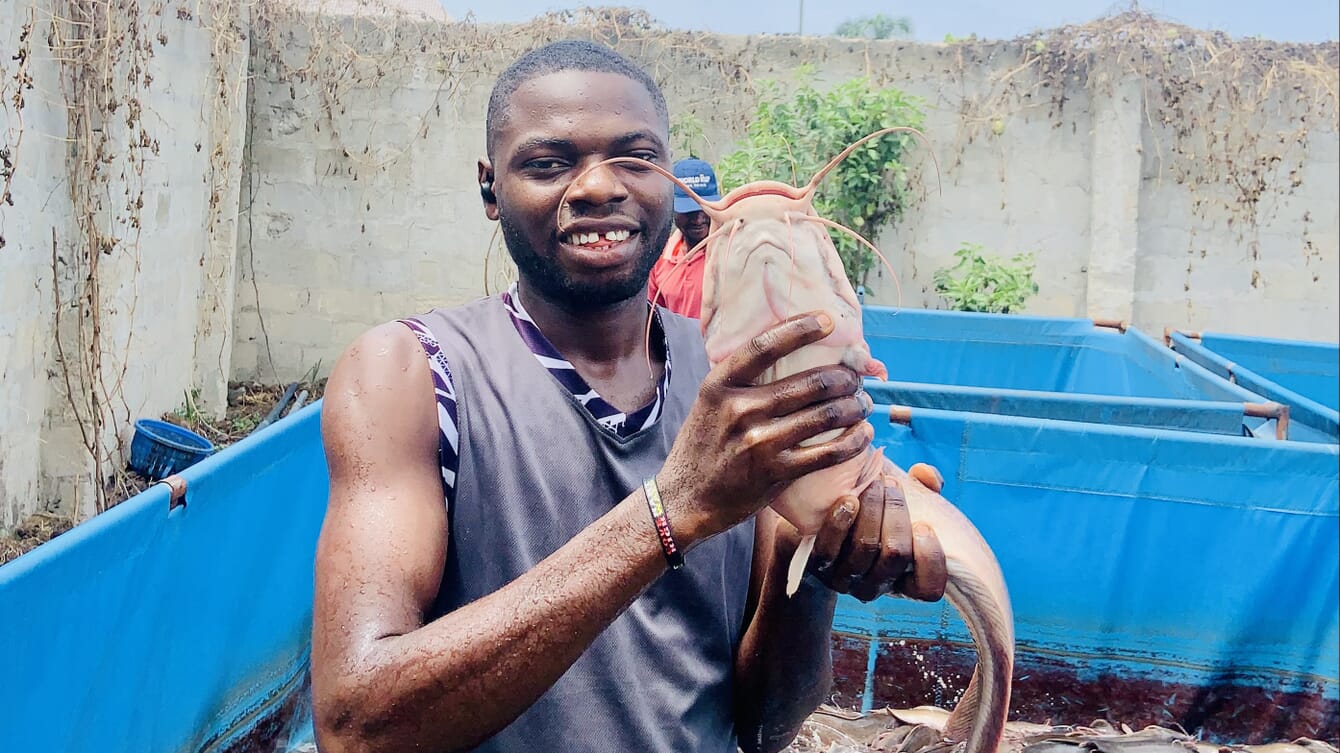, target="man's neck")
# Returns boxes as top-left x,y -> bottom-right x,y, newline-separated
516,282 -> 663,369
666,229 -> 685,259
